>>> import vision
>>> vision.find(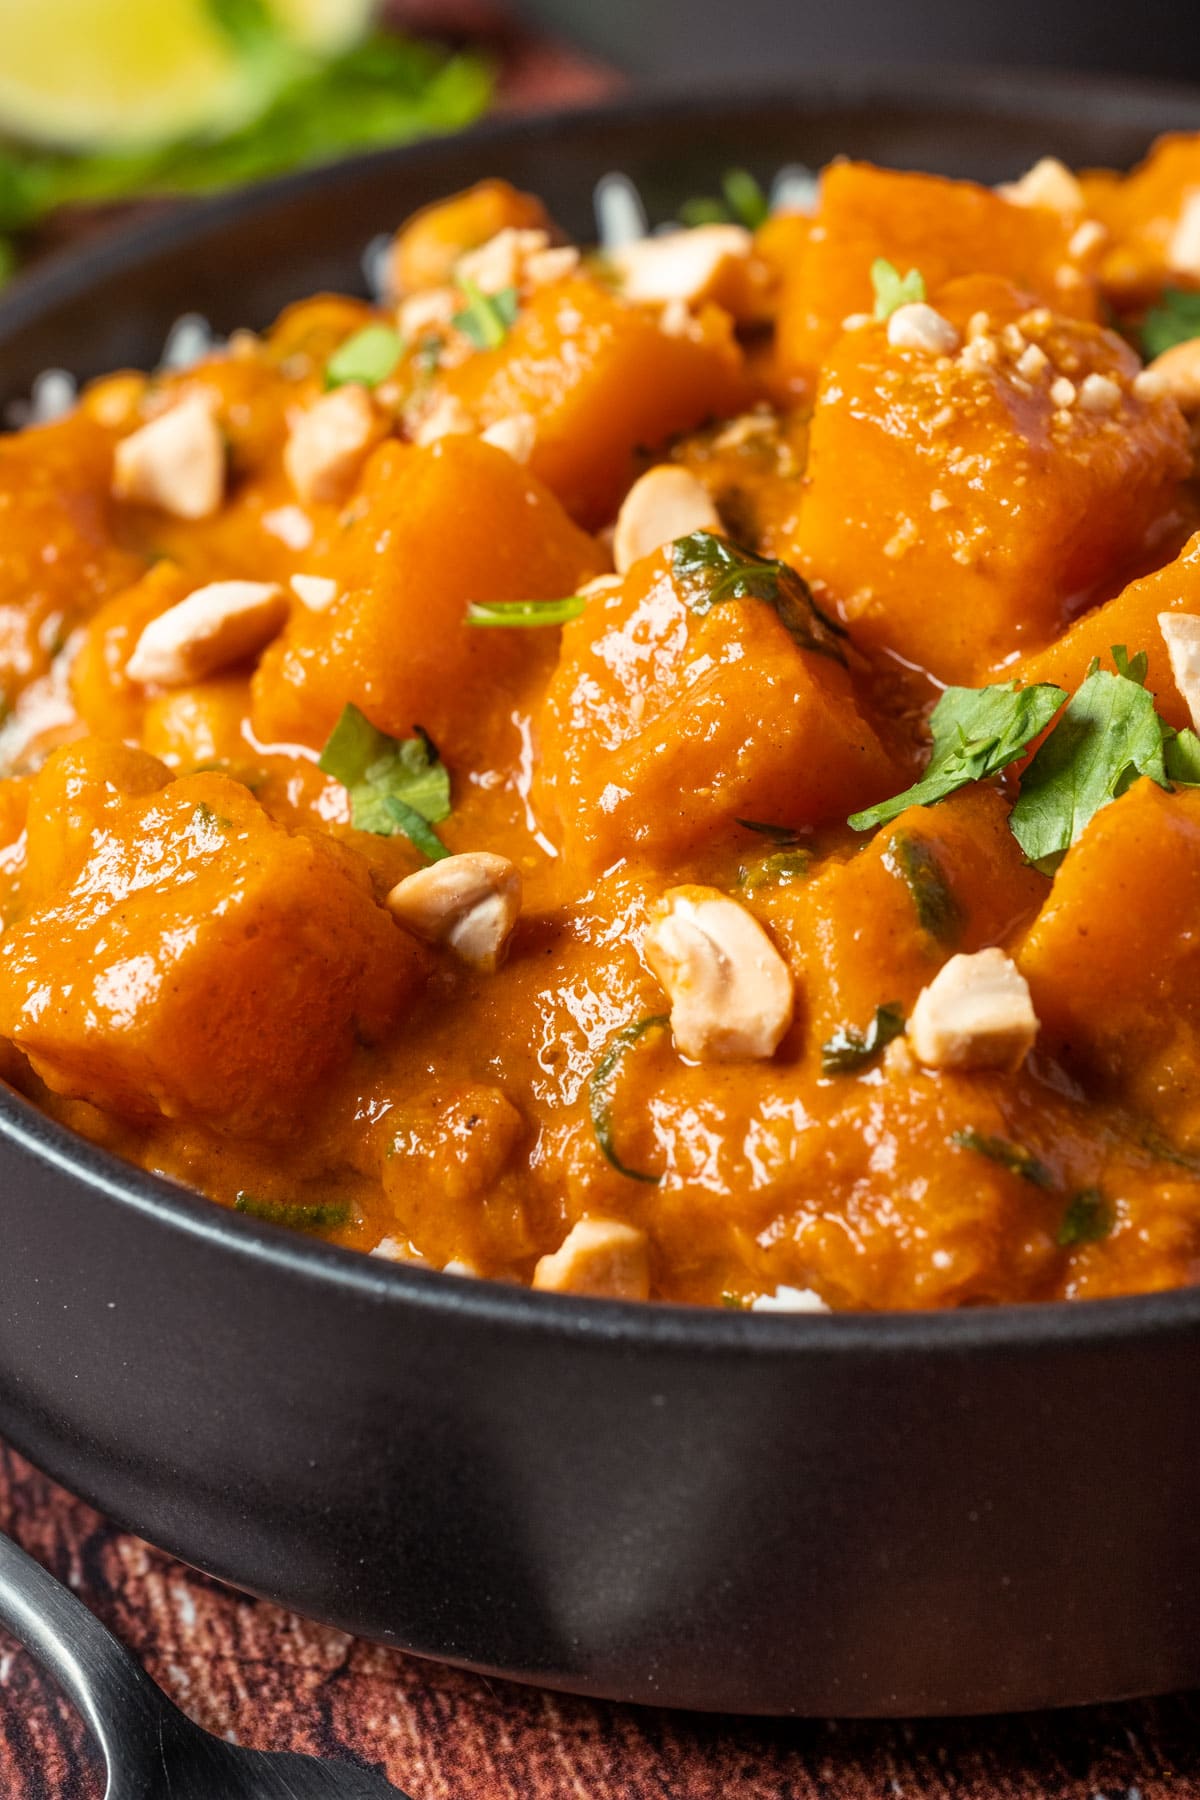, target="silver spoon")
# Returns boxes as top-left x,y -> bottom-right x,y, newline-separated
0,1530 -> 412,1798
